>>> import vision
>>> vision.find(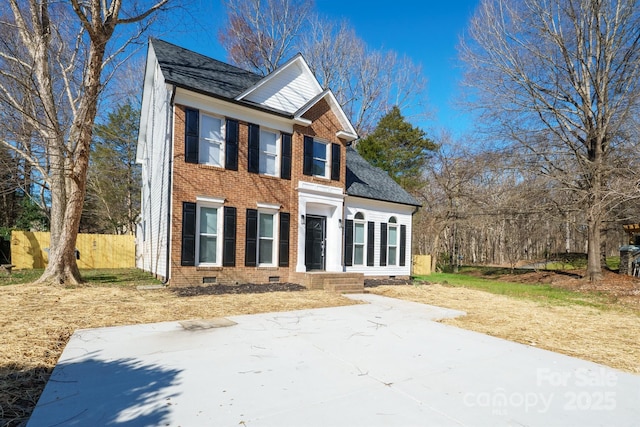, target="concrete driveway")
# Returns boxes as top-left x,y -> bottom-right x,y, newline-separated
29,294 -> 640,426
